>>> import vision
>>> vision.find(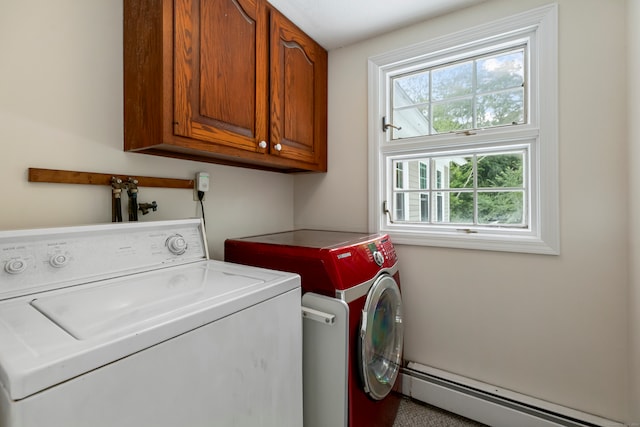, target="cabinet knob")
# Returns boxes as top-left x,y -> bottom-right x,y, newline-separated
274,143 -> 282,151
258,140 -> 267,149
